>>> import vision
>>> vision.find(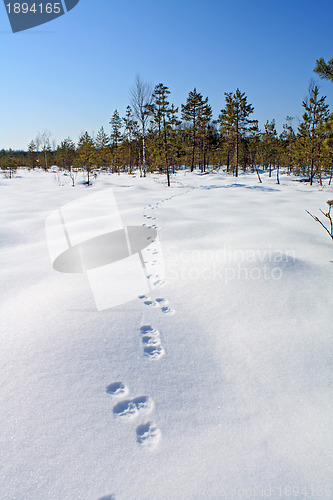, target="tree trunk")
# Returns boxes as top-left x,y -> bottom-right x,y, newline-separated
138,141 -> 142,177
129,141 -> 132,173
203,132 -> 207,173
142,123 -> 146,177
191,120 -> 196,172
163,118 -> 170,187
255,165 -> 262,183
235,116 -> 239,177
310,156 -> 314,186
